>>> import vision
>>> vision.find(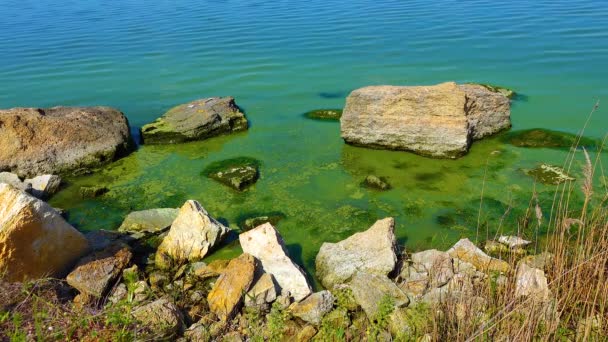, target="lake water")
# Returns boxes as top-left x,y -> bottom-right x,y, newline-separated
1,0 -> 607,278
